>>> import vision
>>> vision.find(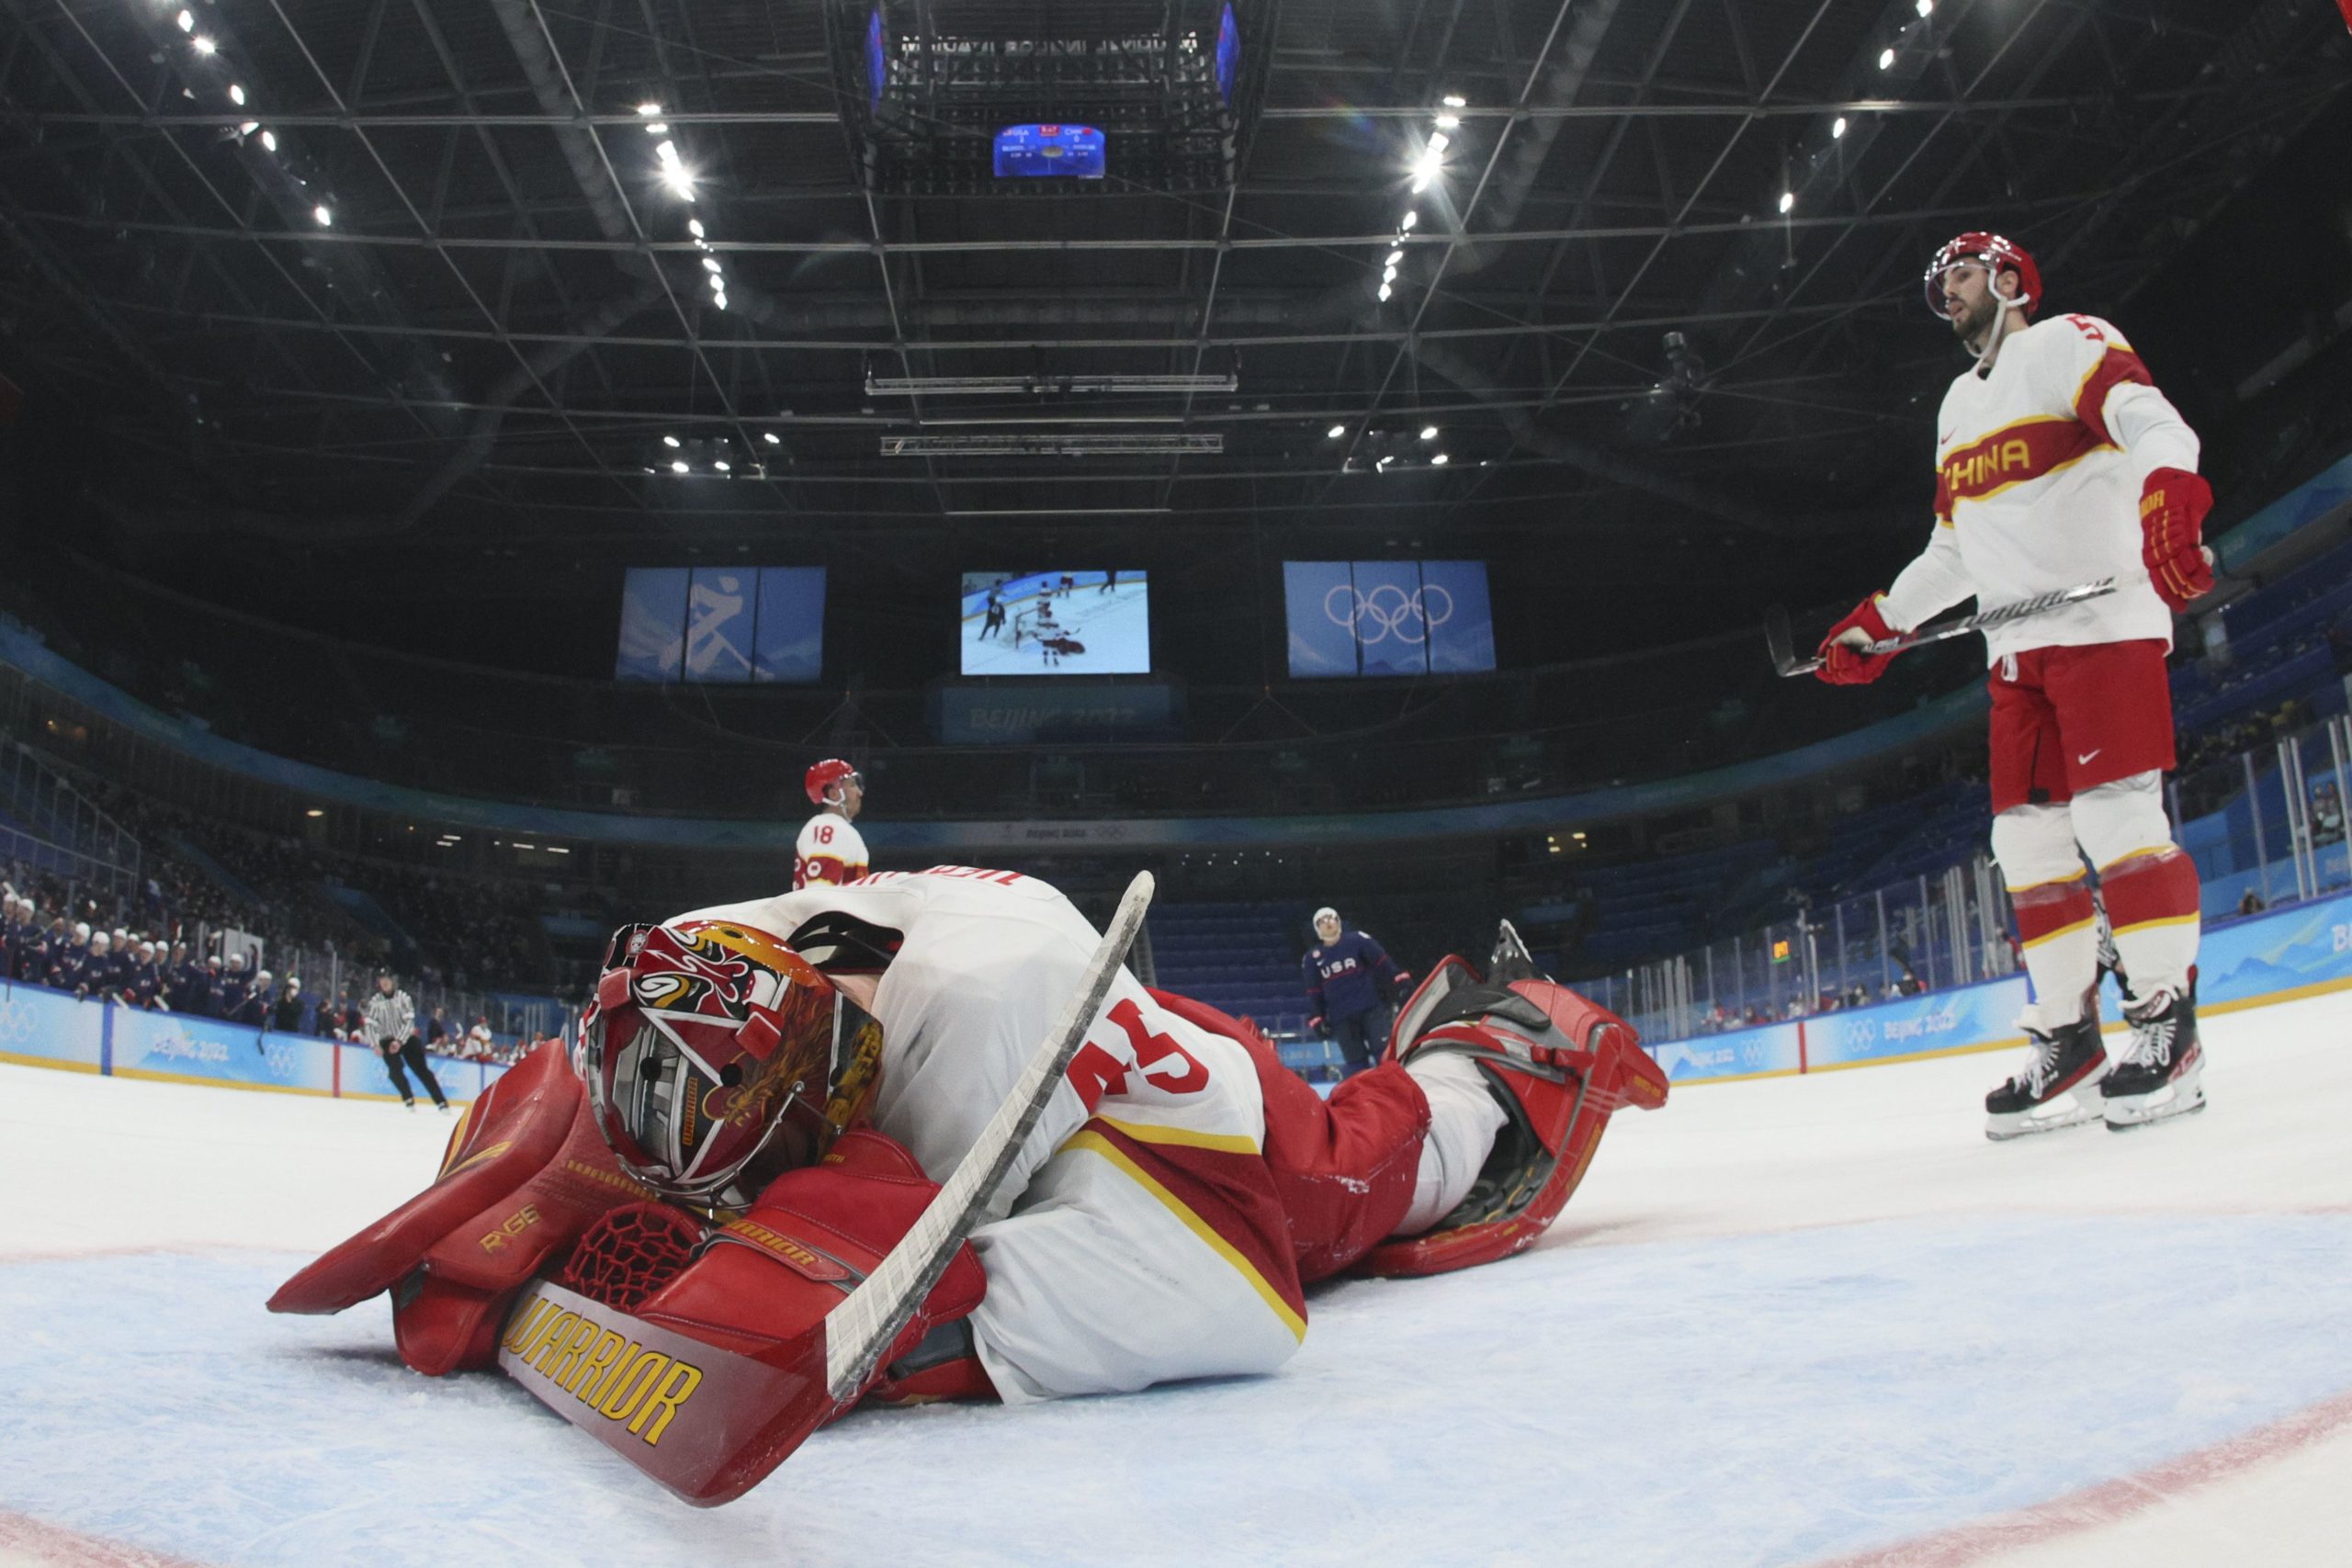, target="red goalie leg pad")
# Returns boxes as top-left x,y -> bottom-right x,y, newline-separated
1356,980 -> 1667,1279
2098,845 -> 2200,933
268,1042 -> 662,1376
1150,987 -> 1430,1283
